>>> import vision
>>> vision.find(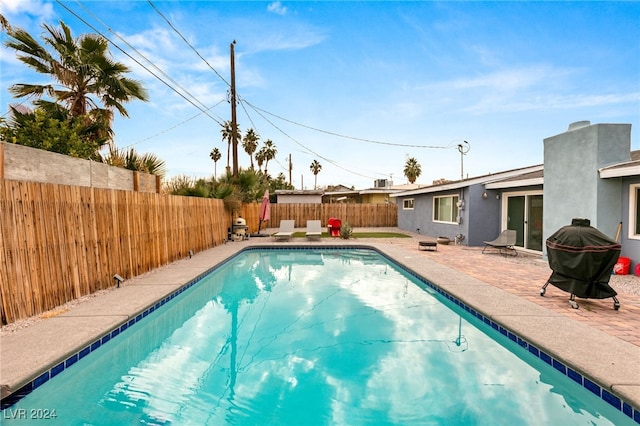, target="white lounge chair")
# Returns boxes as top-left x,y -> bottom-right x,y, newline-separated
306,220 -> 322,241
274,220 -> 295,241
